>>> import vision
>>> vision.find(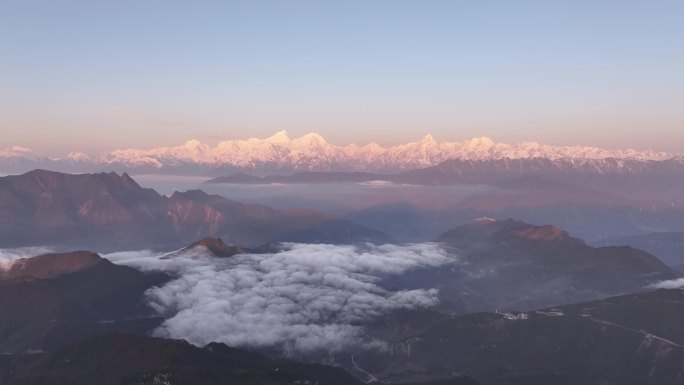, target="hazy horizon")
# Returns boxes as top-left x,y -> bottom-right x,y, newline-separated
2,130 -> 681,158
